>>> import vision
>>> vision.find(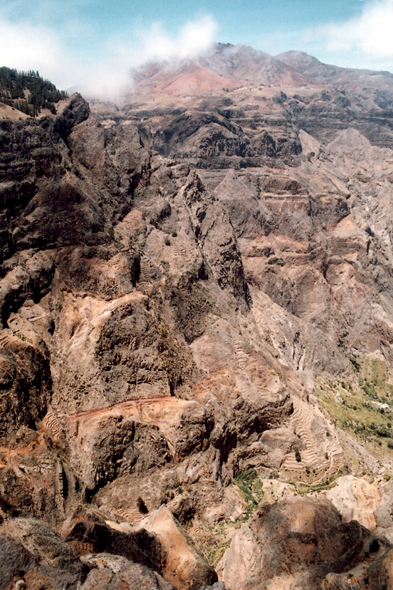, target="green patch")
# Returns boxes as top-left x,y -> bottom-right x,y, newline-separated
193,469 -> 347,568
195,472 -> 267,567
359,358 -> 393,401
192,520 -> 243,568
14,332 -> 27,341
234,469 -> 265,519
205,533 -> 233,567
318,357 -> 393,455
